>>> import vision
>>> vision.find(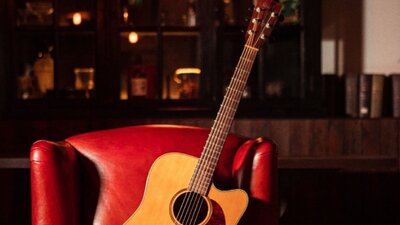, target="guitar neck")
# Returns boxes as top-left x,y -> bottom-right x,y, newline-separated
189,44 -> 259,195
187,0 -> 282,195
